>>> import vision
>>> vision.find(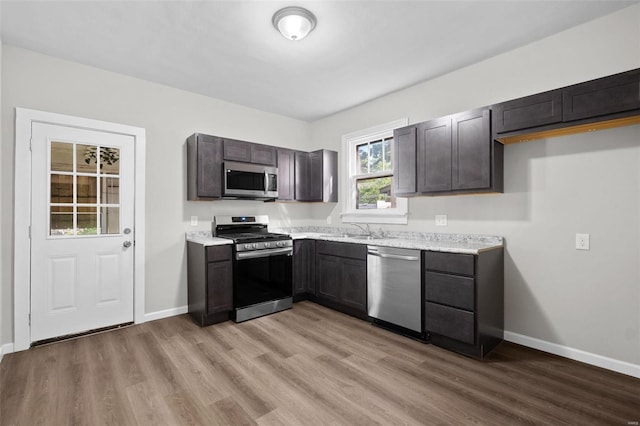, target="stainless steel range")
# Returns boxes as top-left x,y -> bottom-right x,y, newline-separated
213,215 -> 293,322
